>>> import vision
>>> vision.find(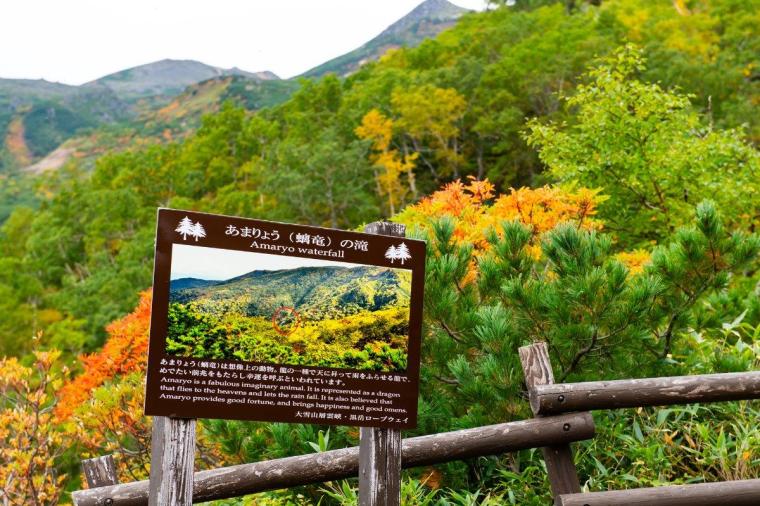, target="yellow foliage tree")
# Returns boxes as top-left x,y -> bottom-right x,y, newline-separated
605,0 -> 720,61
391,85 -> 466,179
355,109 -> 418,215
0,351 -> 66,505
615,249 -> 652,275
356,85 -> 467,213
